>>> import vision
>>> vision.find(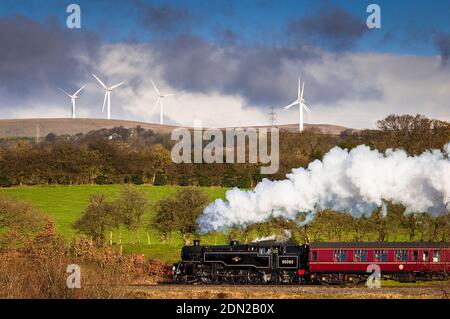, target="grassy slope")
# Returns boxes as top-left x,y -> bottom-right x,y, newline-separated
0,185 -> 229,263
